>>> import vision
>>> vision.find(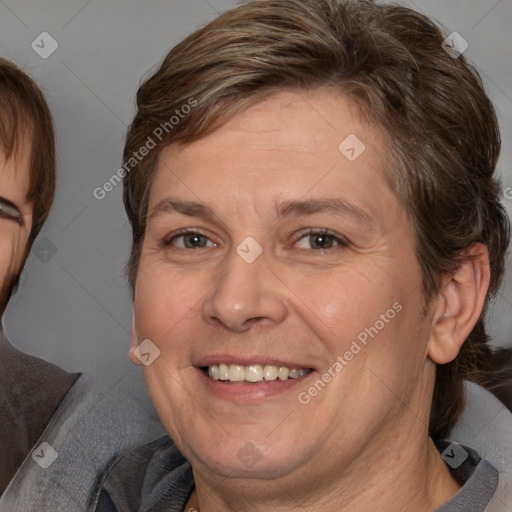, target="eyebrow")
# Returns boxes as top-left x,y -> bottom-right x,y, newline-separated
149,199 -> 215,220
149,197 -> 371,226
278,198 -> 370,224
